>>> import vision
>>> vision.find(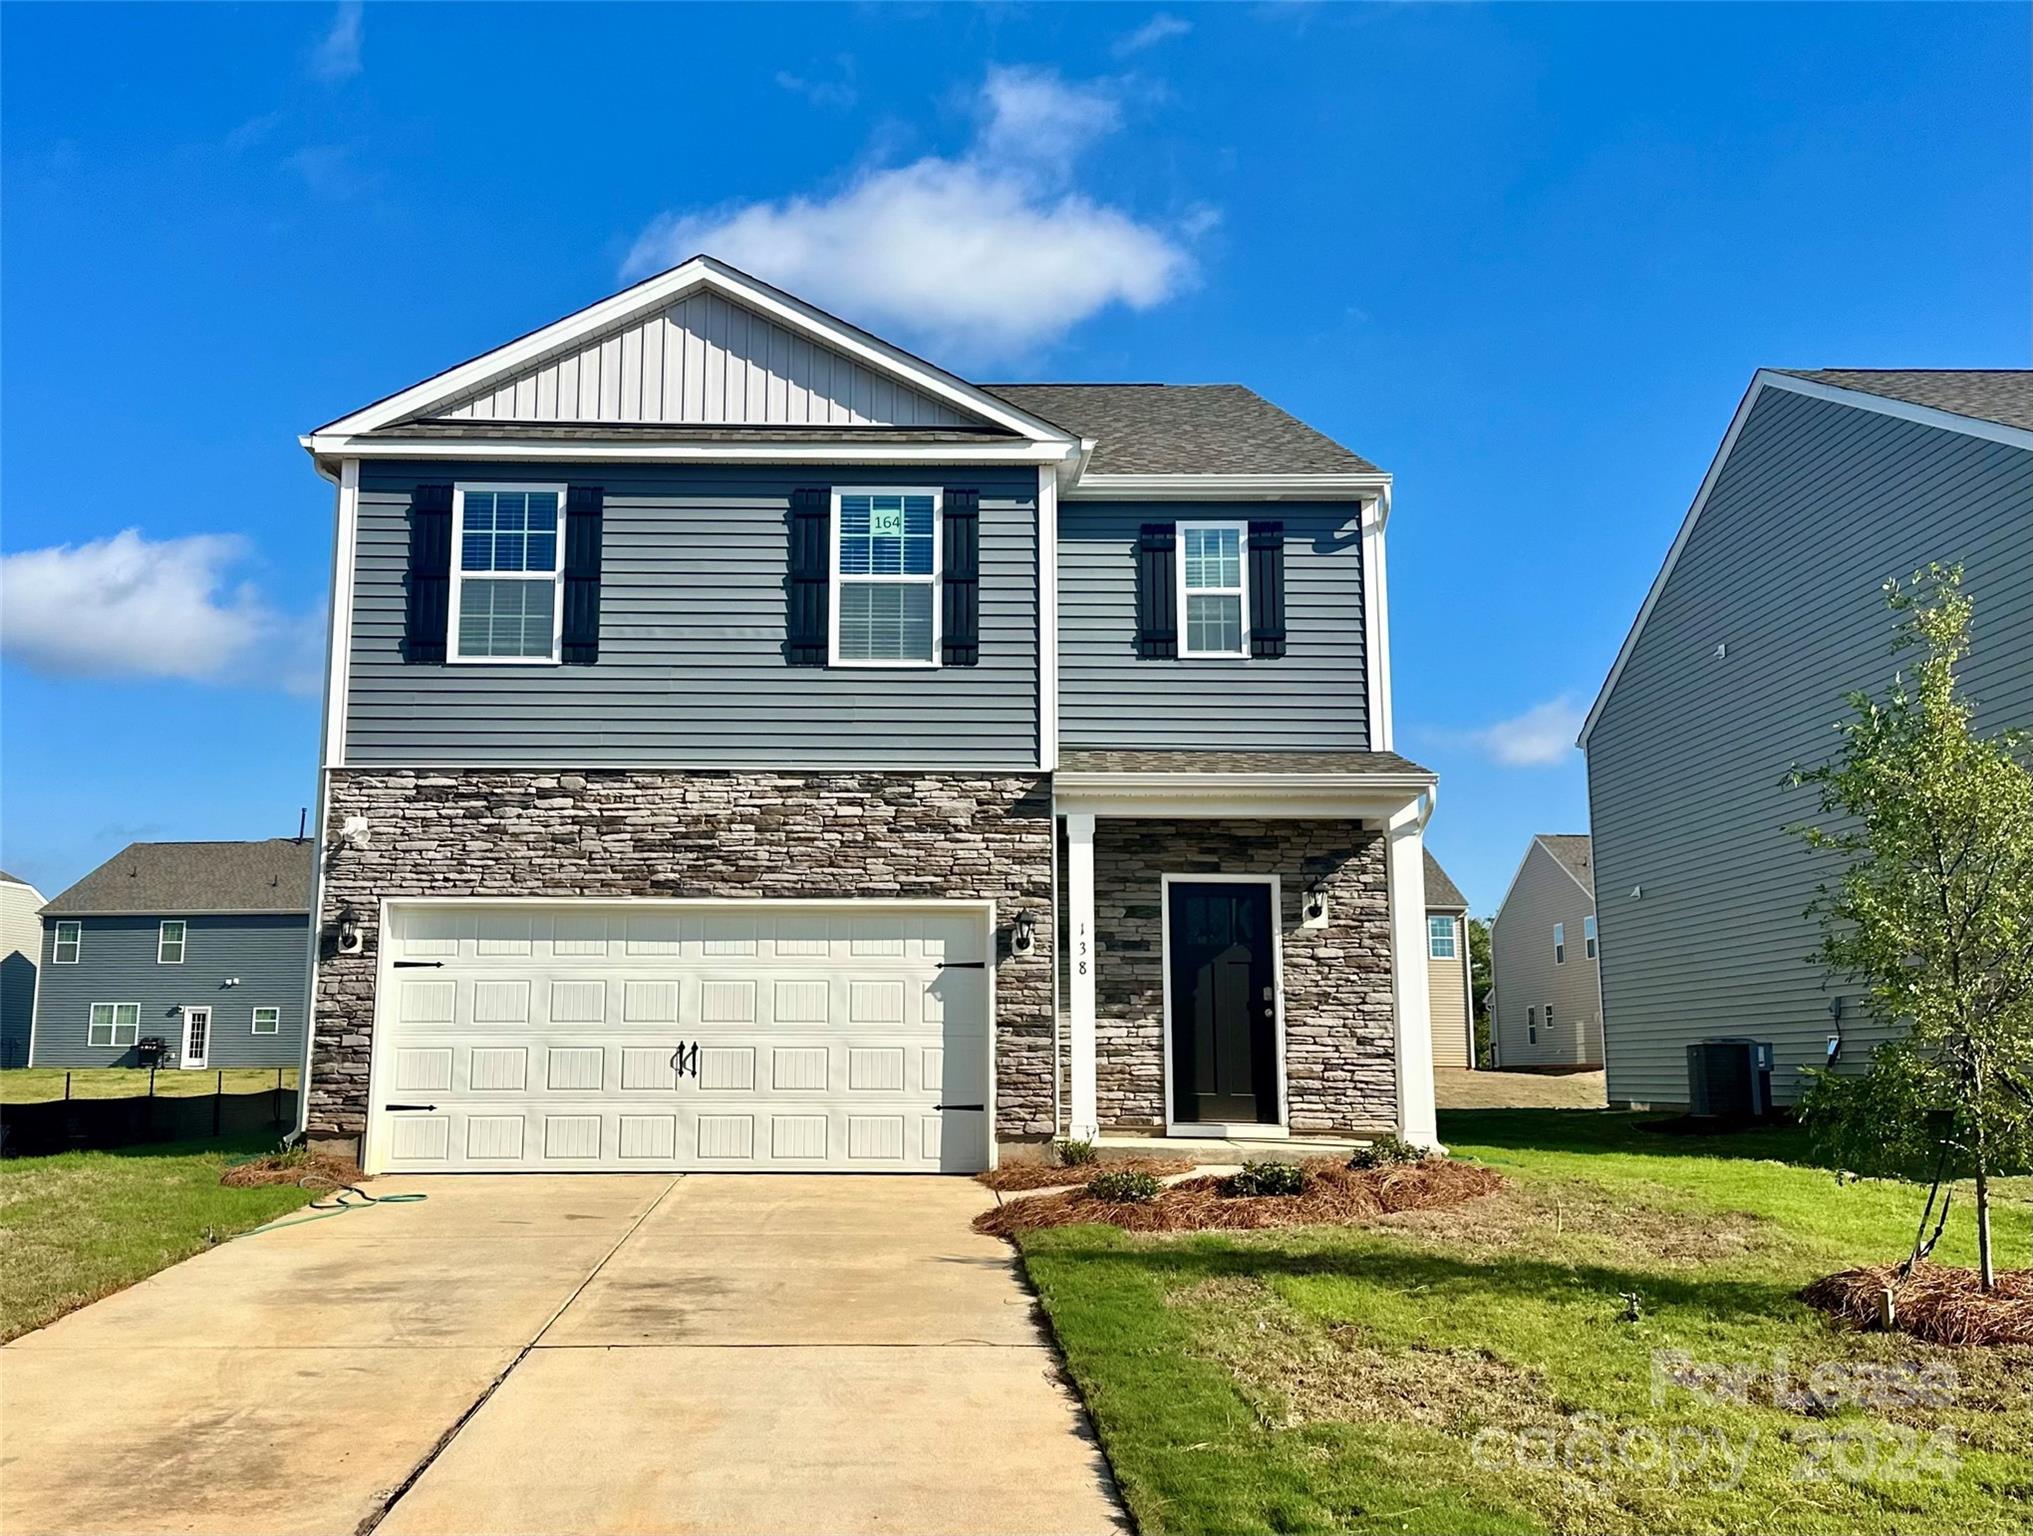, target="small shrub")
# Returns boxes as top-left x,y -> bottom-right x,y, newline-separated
1087,1169 -> 1162,1204
1228,1159 -> 1308,1197
1348,1134 -> 1431,1170
1055,1138 -> 1099,1168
